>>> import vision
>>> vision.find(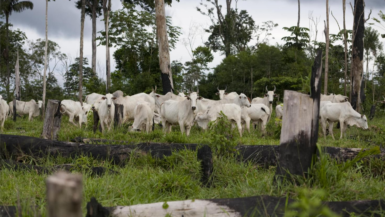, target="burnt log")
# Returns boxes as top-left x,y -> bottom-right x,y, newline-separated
0,206 -> 16,217
274,49 -> 322,182
41,100 -> 62,140
197,145 -> 213,186
85,196 -> 385,217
